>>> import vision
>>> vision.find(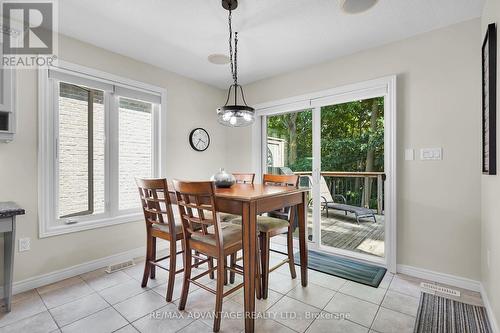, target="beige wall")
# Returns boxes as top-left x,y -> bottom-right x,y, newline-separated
481,0 -> 500,327
0,34 -> 225,282
0,16 -> 488,298
227,19 -> 482,280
